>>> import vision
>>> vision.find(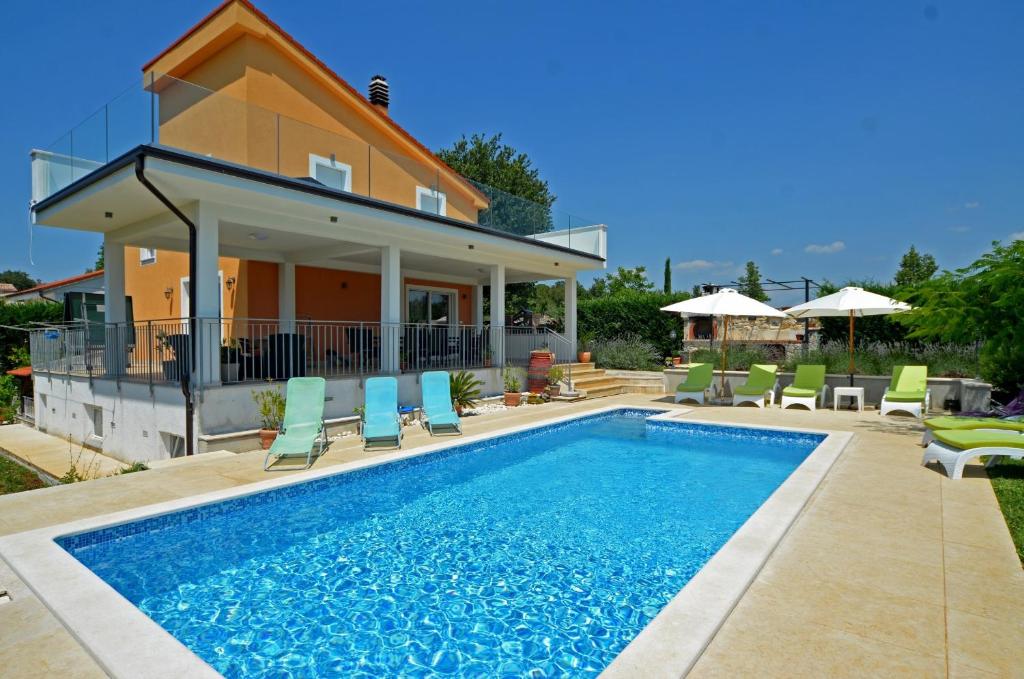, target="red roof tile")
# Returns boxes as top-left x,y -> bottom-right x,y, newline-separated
9,270 -> 103,297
